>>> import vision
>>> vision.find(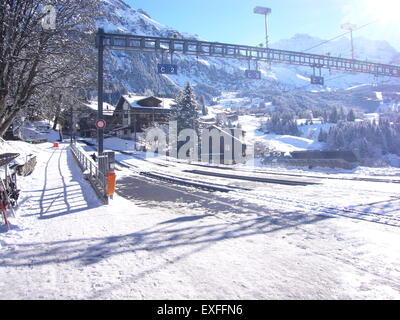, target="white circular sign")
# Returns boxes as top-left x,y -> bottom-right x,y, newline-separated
96,119 -> 106,129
